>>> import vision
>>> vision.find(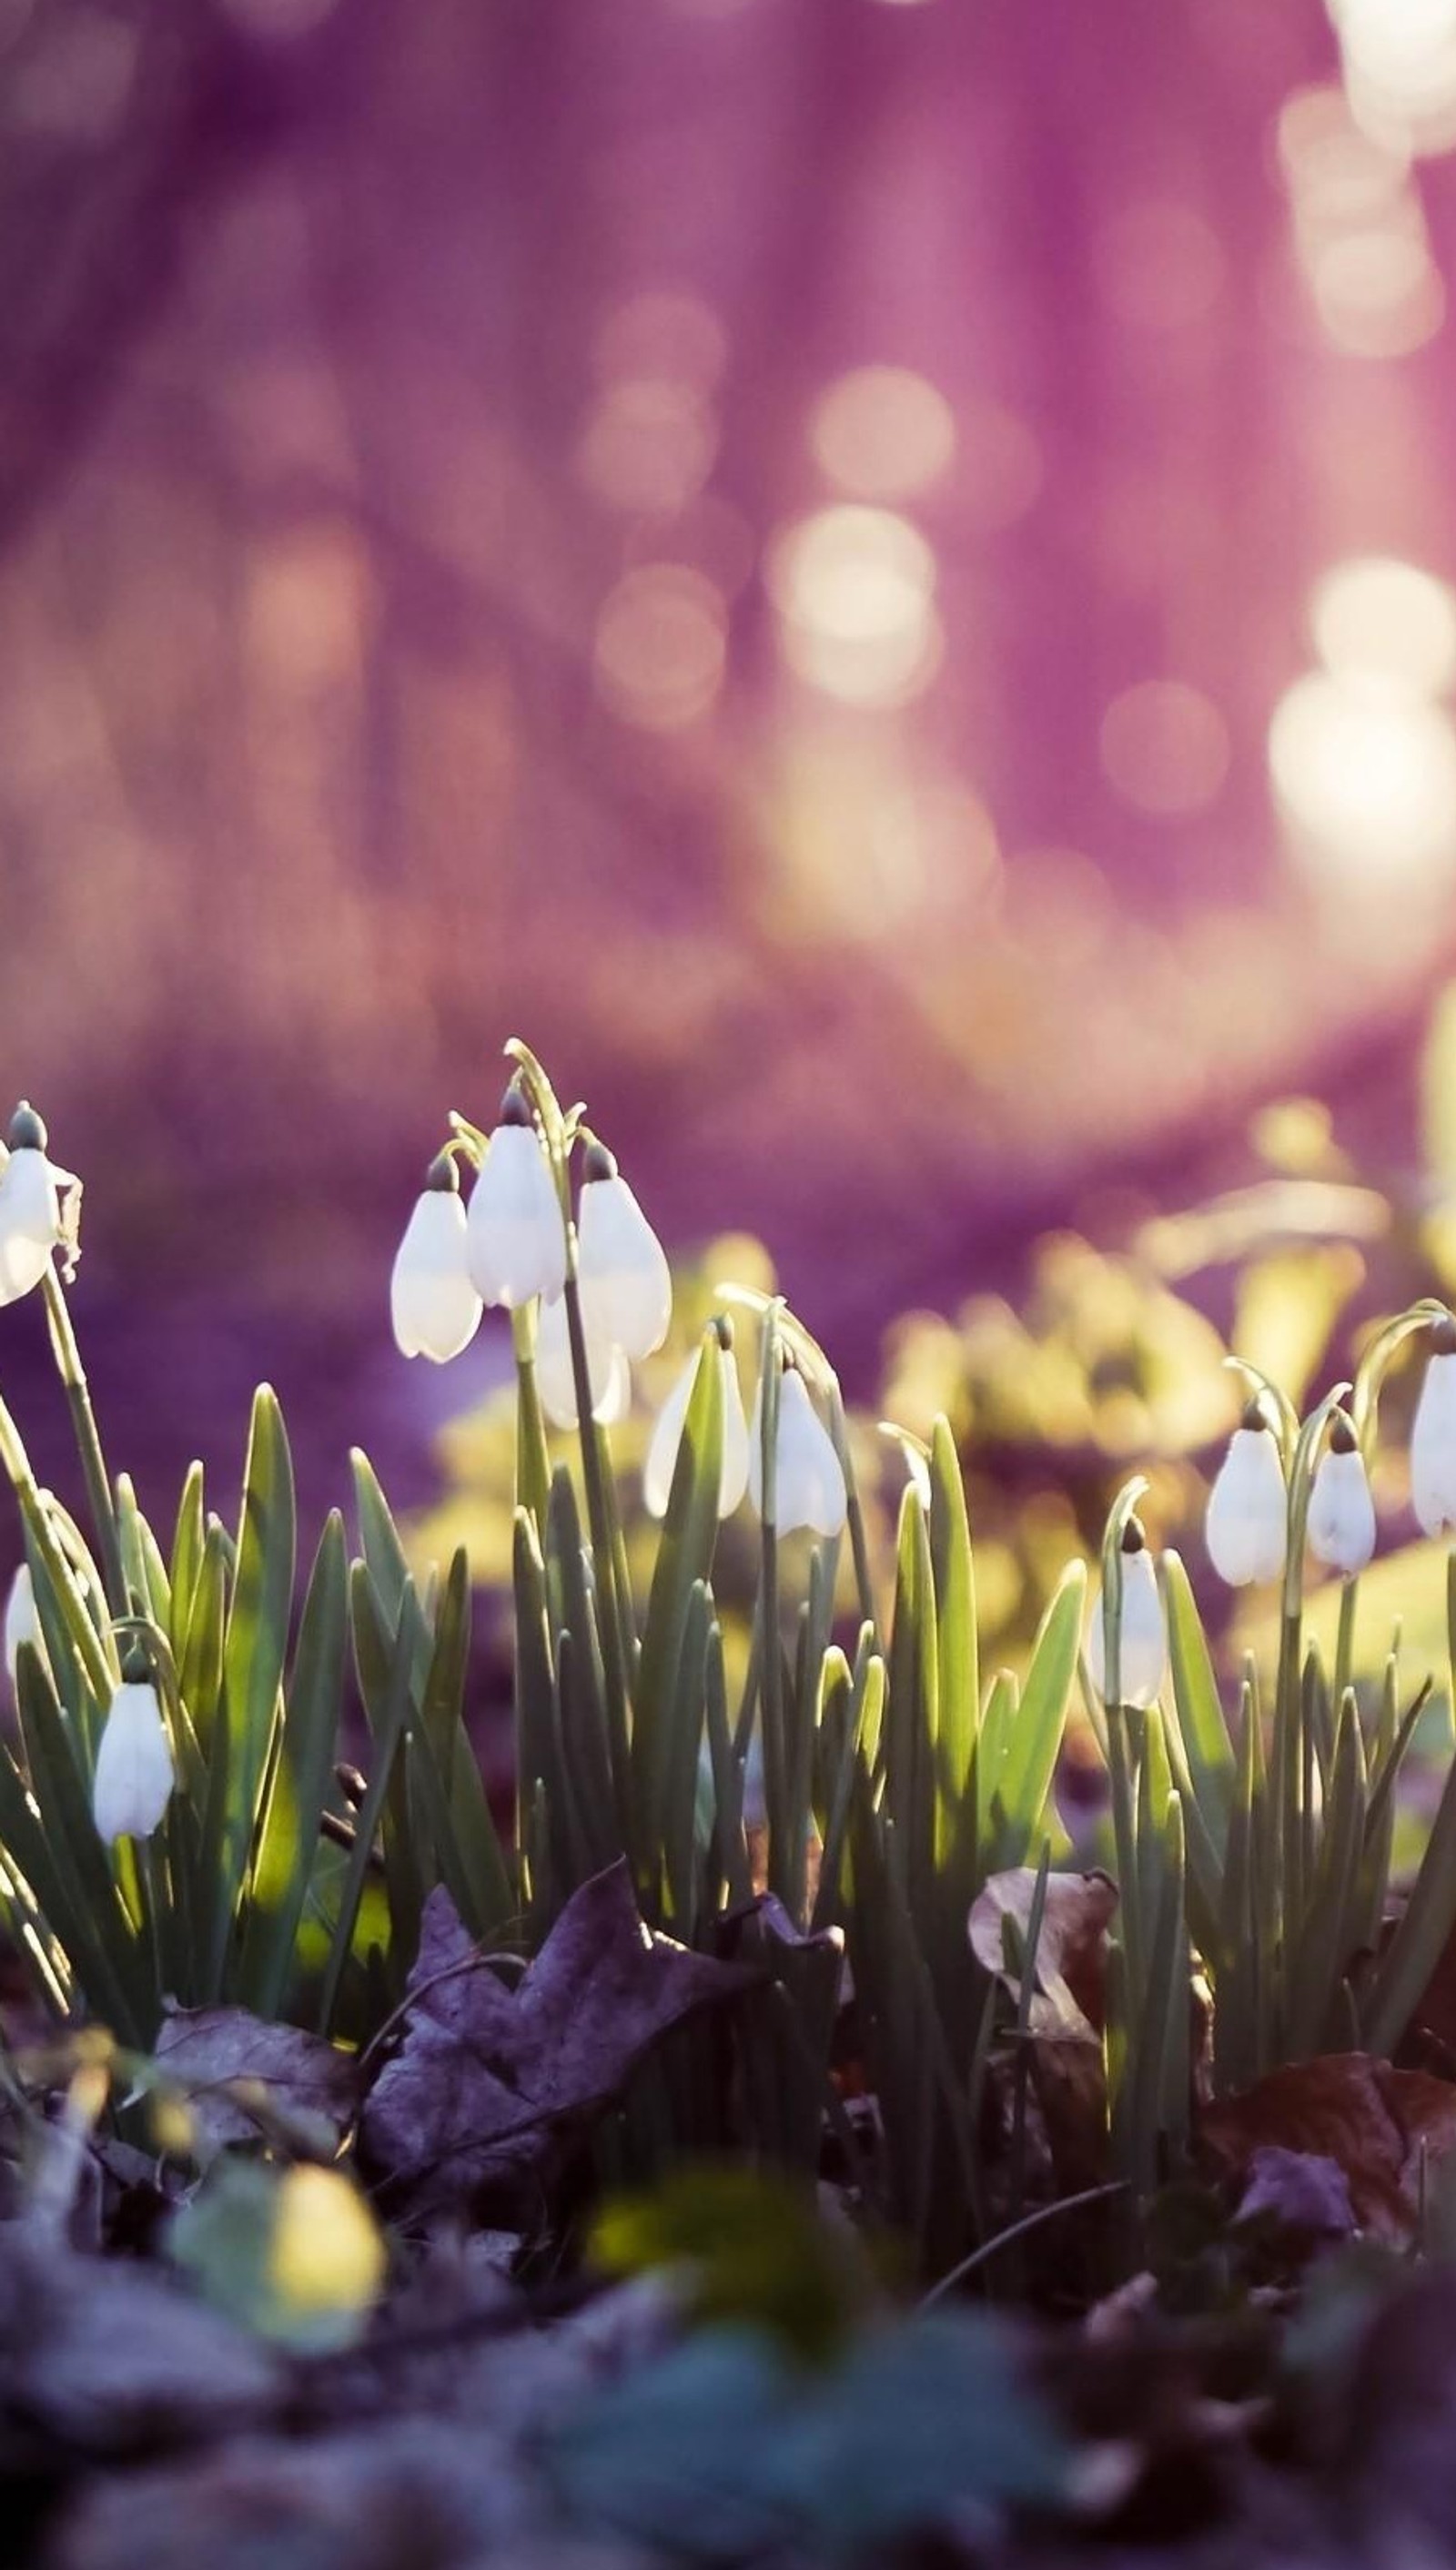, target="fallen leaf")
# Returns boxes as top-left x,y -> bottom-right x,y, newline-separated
1234,2147 -> 1356,2242
360,1866 -> 759,2223
153,2008 -> 359,2154
969,1868 -> 1117,2039
0,2225 -> 278,2454
1199,2054 -> 1456,2244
